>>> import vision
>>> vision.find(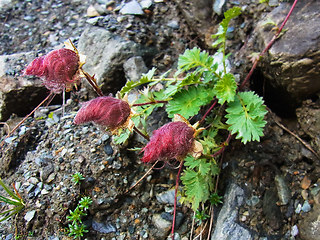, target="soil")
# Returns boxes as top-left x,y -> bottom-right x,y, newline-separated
1,0 -> 319,240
